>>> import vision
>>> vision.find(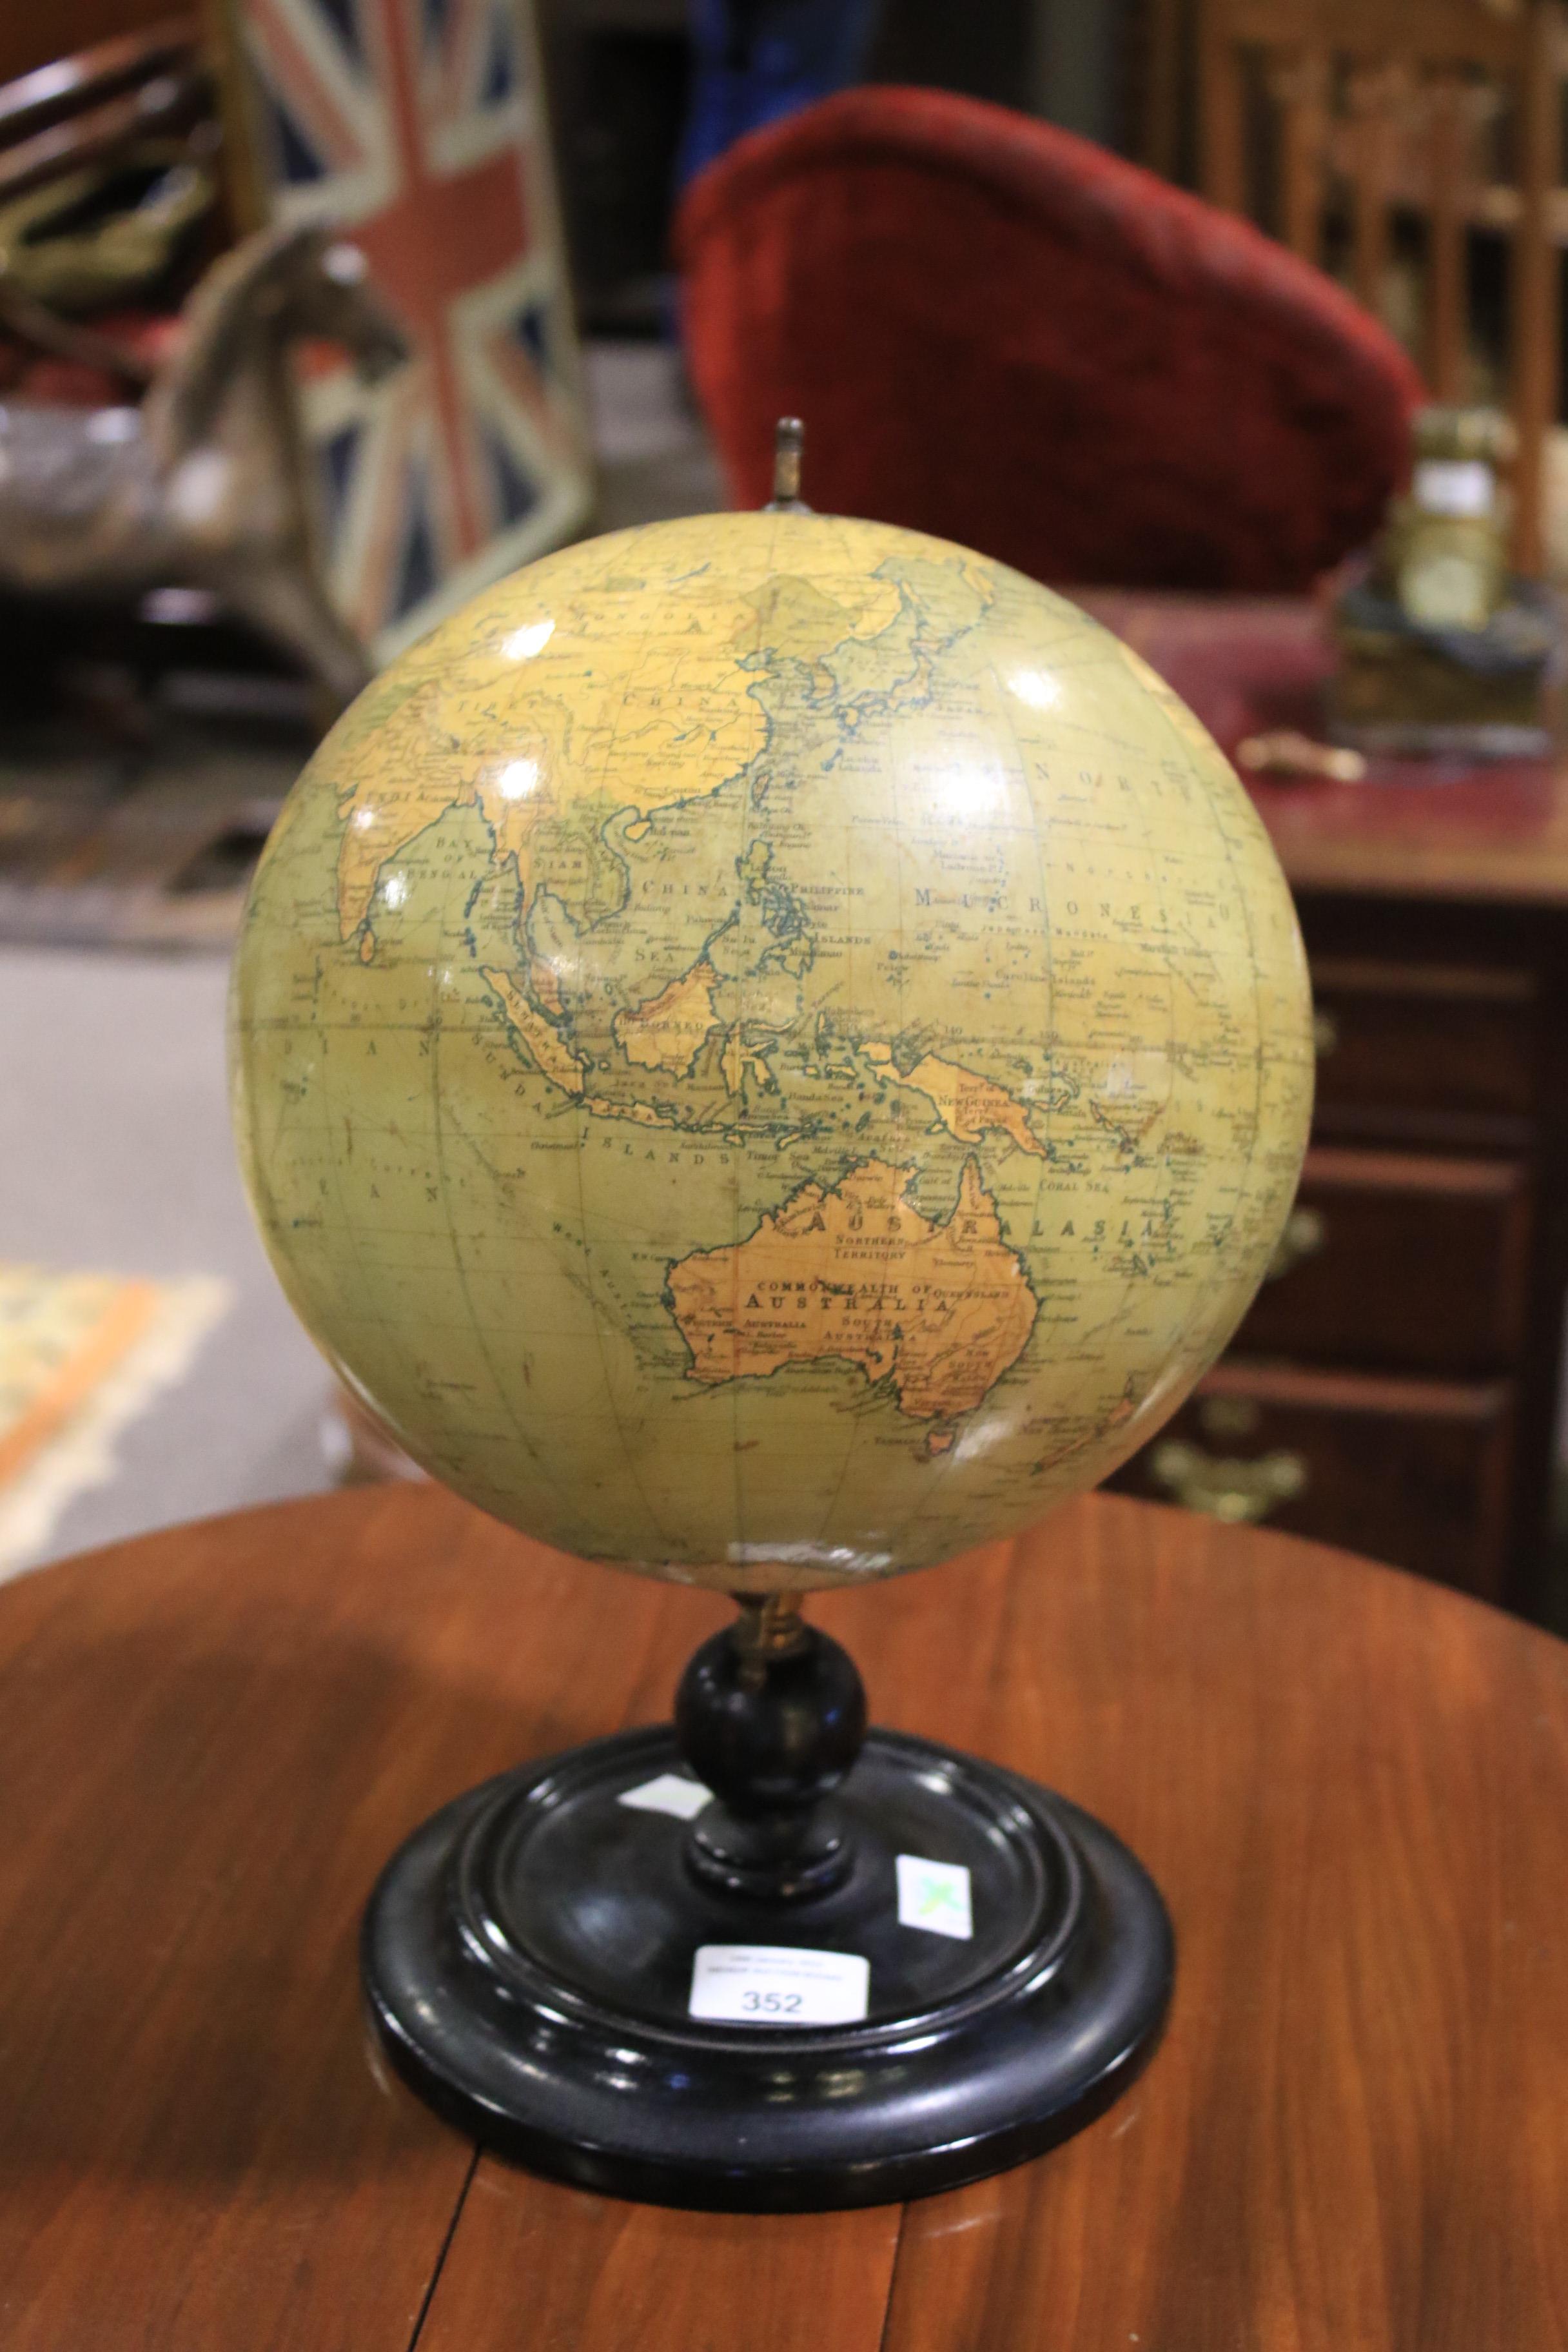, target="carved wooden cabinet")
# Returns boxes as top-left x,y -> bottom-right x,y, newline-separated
1087,595 -> 1568,1617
